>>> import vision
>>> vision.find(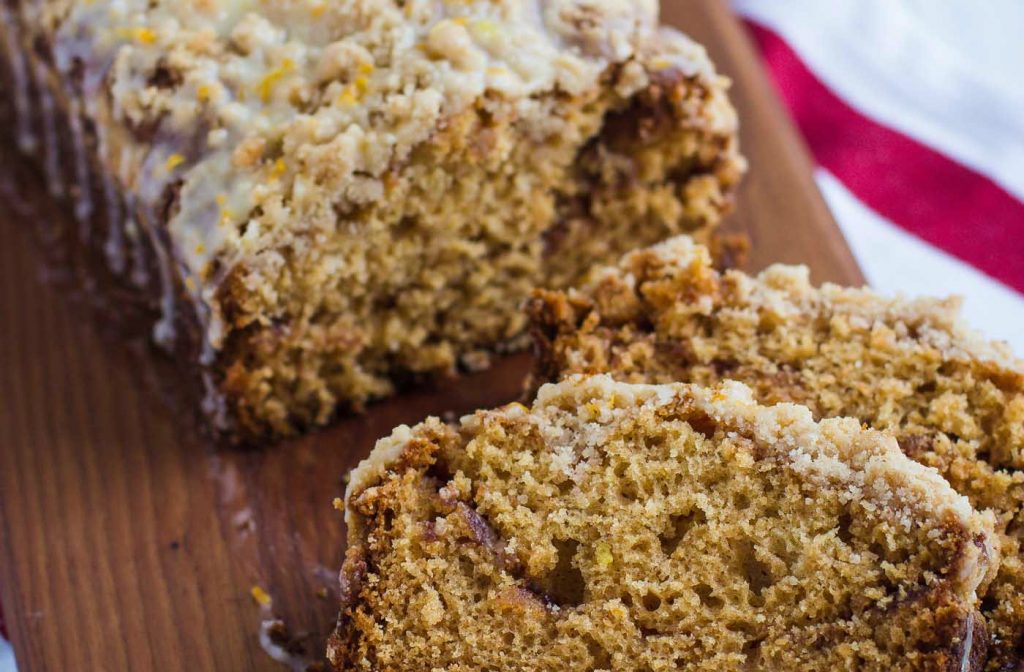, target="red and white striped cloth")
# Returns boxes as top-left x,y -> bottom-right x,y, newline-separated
0,3 -> 1022,669
734,0 -> 1024,353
